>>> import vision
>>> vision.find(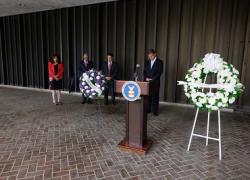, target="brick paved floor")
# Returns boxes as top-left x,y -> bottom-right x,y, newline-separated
0,87 -> 250,180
